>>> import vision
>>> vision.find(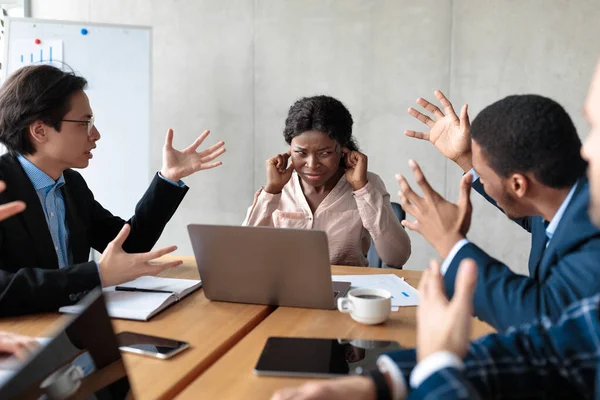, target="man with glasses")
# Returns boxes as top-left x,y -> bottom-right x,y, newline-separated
0,65 -> 226,316
62,114 -> 95,135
